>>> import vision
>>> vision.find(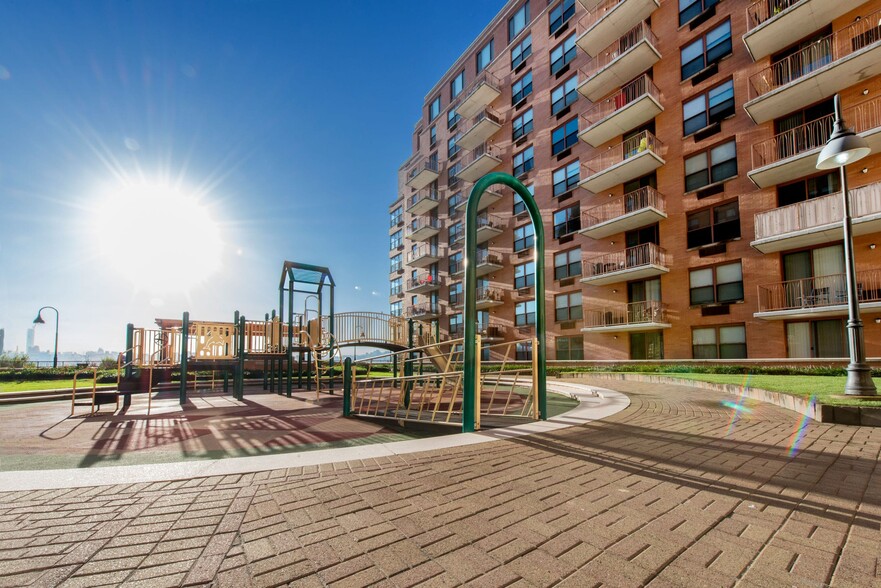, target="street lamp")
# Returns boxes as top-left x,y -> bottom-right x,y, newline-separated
33,306 -> 59,369
816,93 -> 876,396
